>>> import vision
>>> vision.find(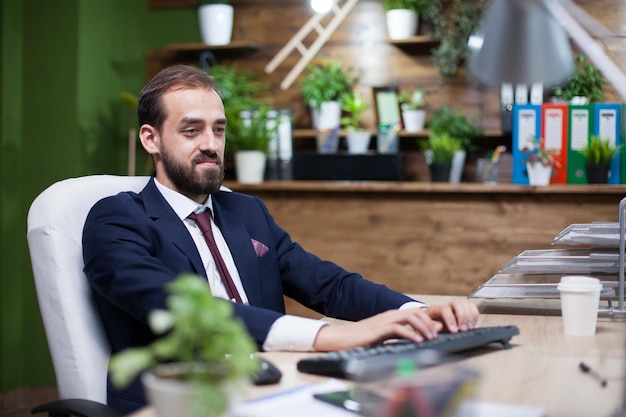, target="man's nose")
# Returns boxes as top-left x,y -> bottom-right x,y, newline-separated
199,130 -> 219,150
